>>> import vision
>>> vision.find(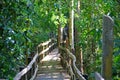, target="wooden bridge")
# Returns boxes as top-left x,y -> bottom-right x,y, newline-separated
13,38 -> 104,80
36,48 -> 70,80
13,39 -> 86,80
